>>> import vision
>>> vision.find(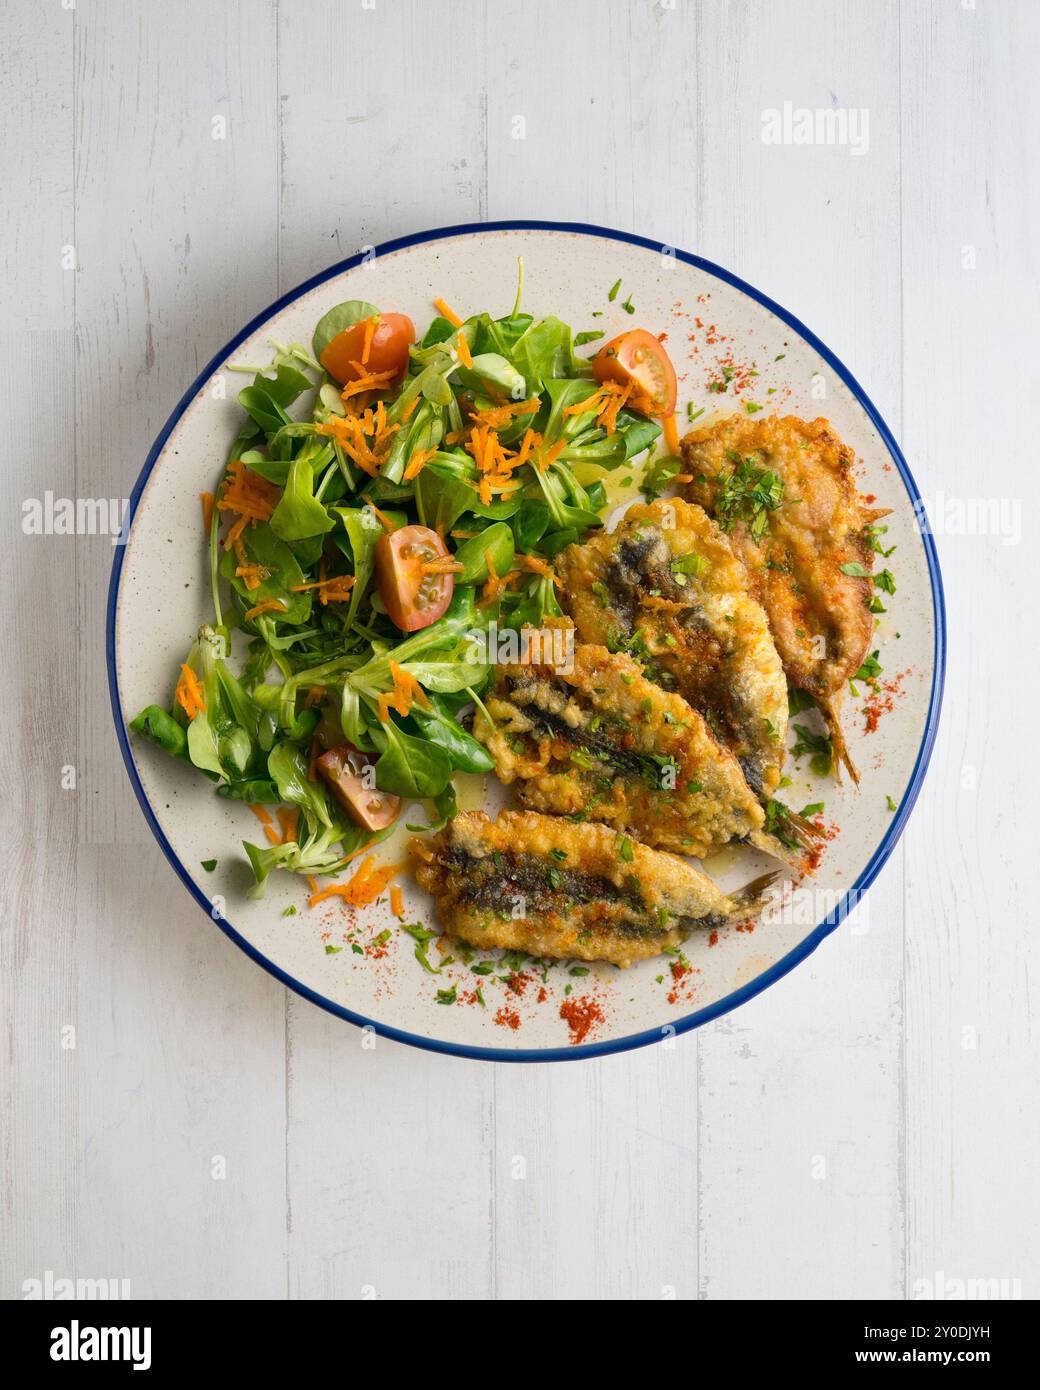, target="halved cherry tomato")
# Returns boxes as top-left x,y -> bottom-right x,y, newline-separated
320,312 -> 415,386
375,524 -> 455,632
592,328 -> 677,417
316,746 -> 400,831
